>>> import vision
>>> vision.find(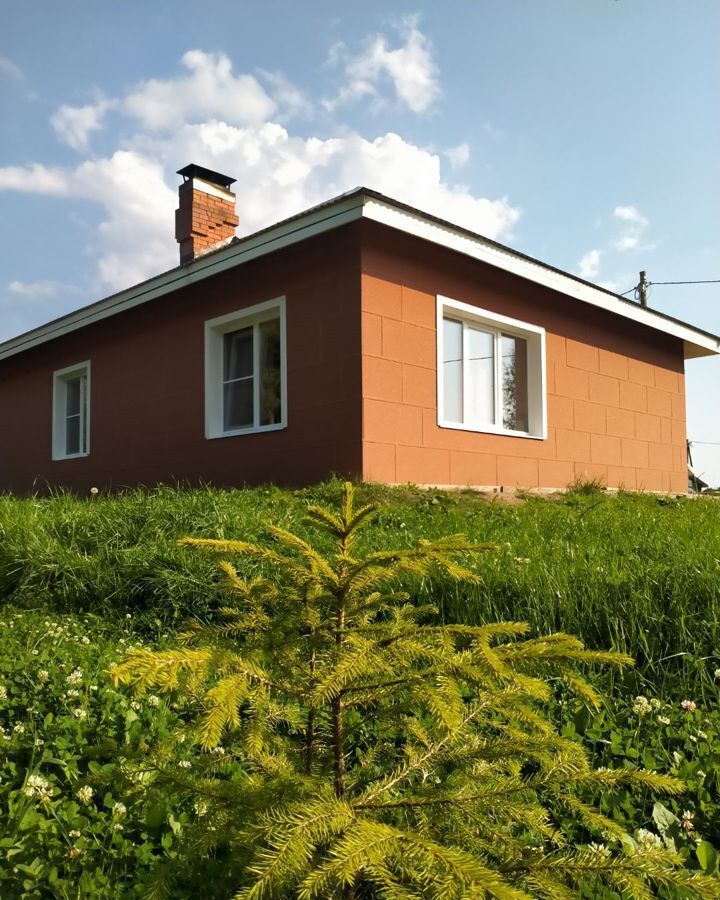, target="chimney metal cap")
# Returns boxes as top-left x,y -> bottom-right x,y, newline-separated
177,164 -> 236,189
